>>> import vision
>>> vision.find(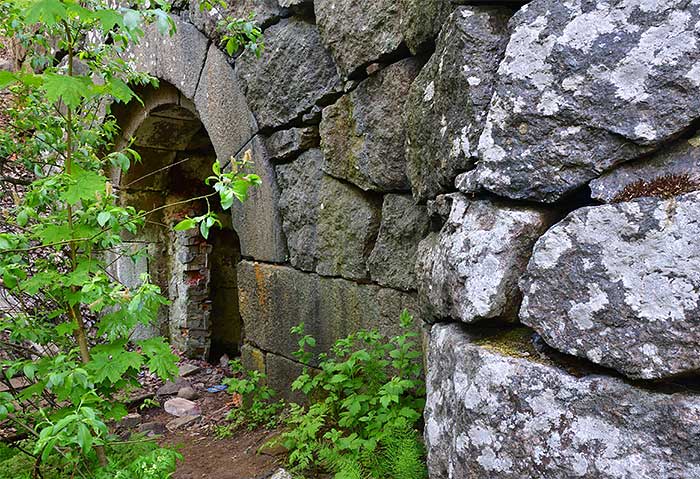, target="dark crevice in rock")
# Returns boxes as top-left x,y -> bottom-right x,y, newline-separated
344,42 -> 414,82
